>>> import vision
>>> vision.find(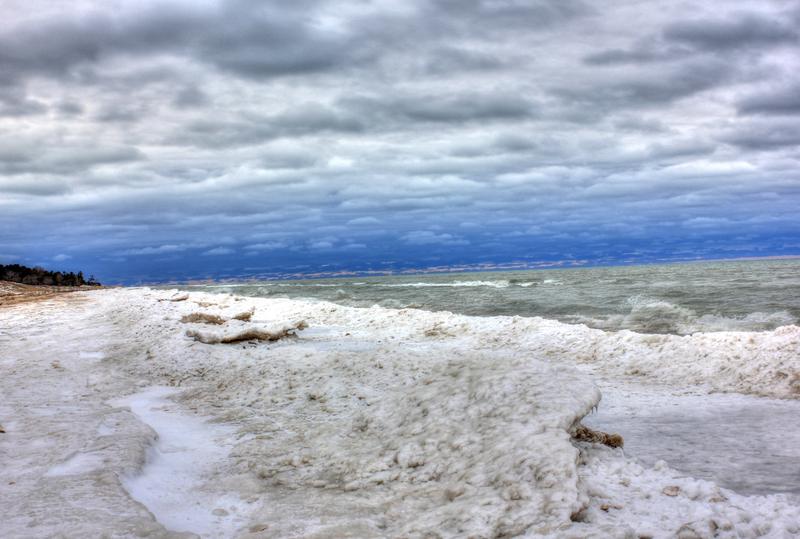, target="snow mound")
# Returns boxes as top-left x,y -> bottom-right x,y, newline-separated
233,355 -> 600,537
572,445 -> 800,538
267,297 -> 800,399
